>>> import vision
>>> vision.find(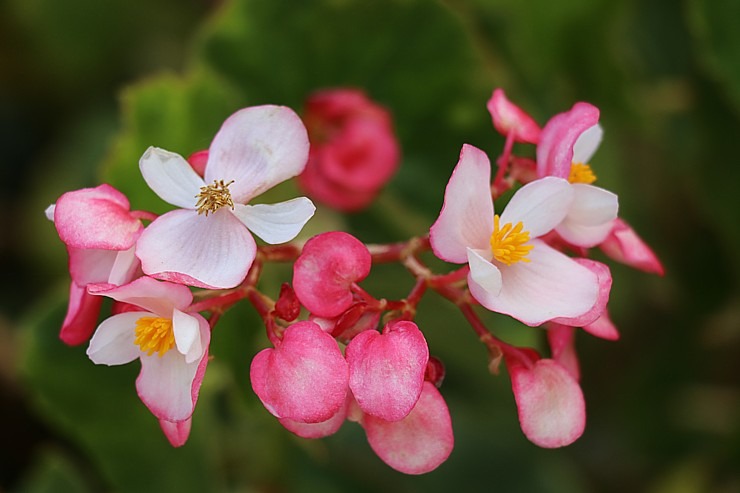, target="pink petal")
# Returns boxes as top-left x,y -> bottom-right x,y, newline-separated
346,321 -> 429,422
205,105 -> 309,203
59,282 -> 104,346
471,240 -> 599,326
87,311 -> 149,365
136,208 -> 256,289
487,88 -> 541,144
556,184 -> 618,247
508,358 -> 586,448
54,184 -> 142,250
159,418 -> 192,447
231,197 -> 315,244
582,311 -> 620,340
139,147 -> 206,209
599,218 -> 665,275
499,177 -> 574,238
430,144 -> 494,264
187,149 -> 209,177
537,102 -> 600,178
363,382 -> 454,475
546,324 -> 580,381
87,276 -> 193,317
250,321 -> 349,423
572,124 -> 603,164
279,398 -> 349,439
550,259 -> 612,327
293,232 -> 371,318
